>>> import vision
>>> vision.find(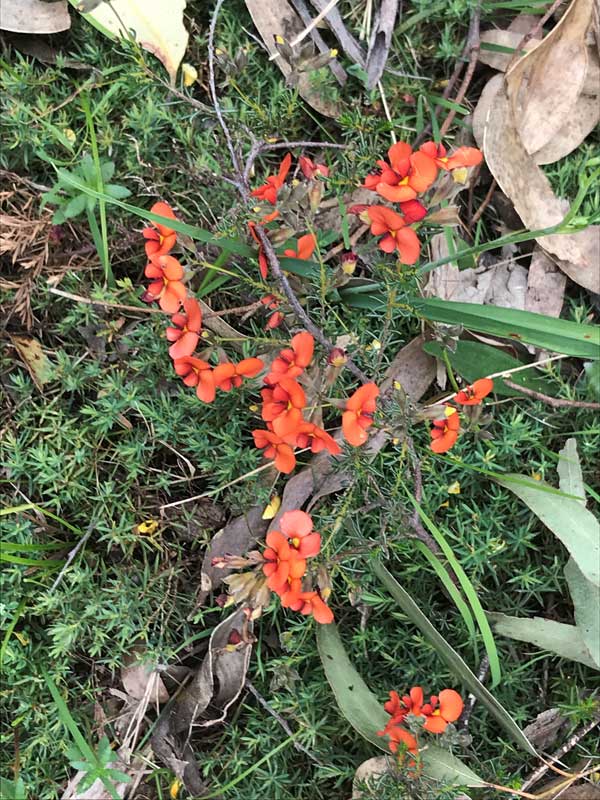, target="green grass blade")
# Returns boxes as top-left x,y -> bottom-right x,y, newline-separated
0,553 -> 63,567
415,541 -> 477,641
411,297 -> 600,358
402,484 -> 502,687
0,599 -> 26,667
0,541 -> 68,552
371,560 -> 537,755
